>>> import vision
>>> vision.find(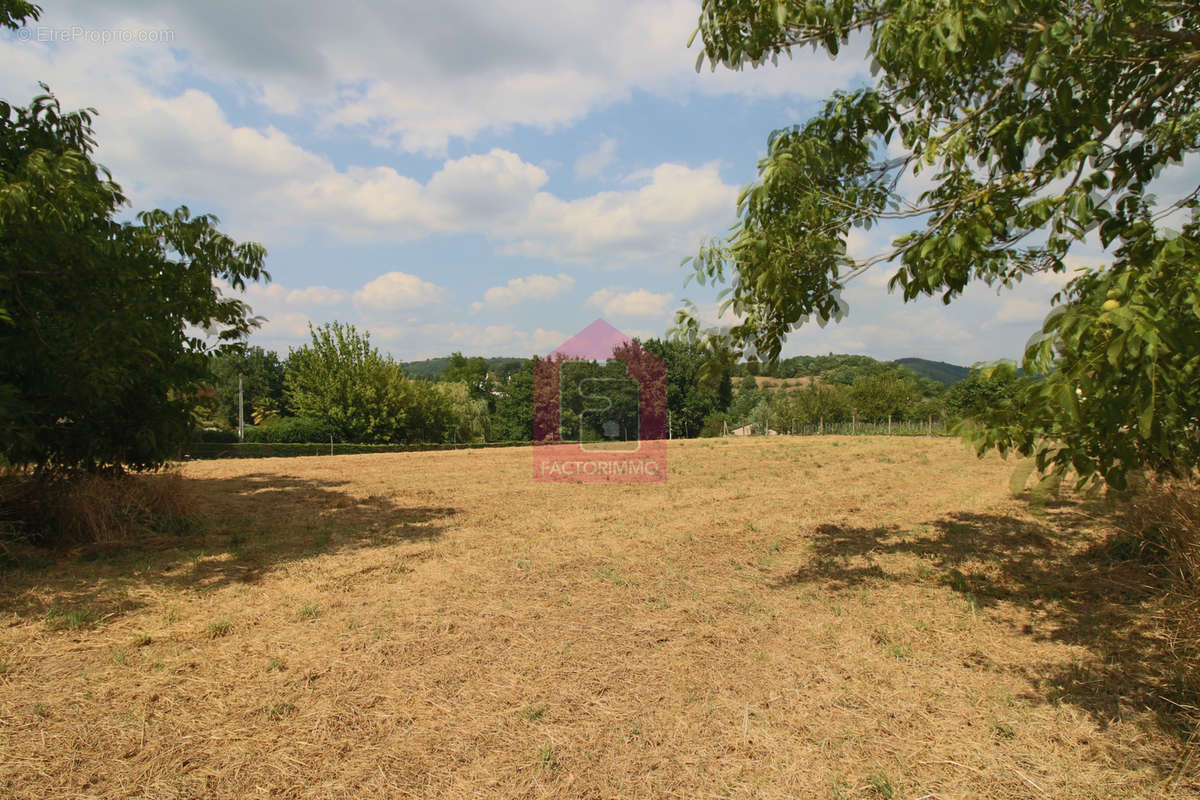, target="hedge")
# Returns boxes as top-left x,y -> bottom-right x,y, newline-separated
197,429 -> 239,443
243,417 -> 333,443
179,441 -> 533,460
